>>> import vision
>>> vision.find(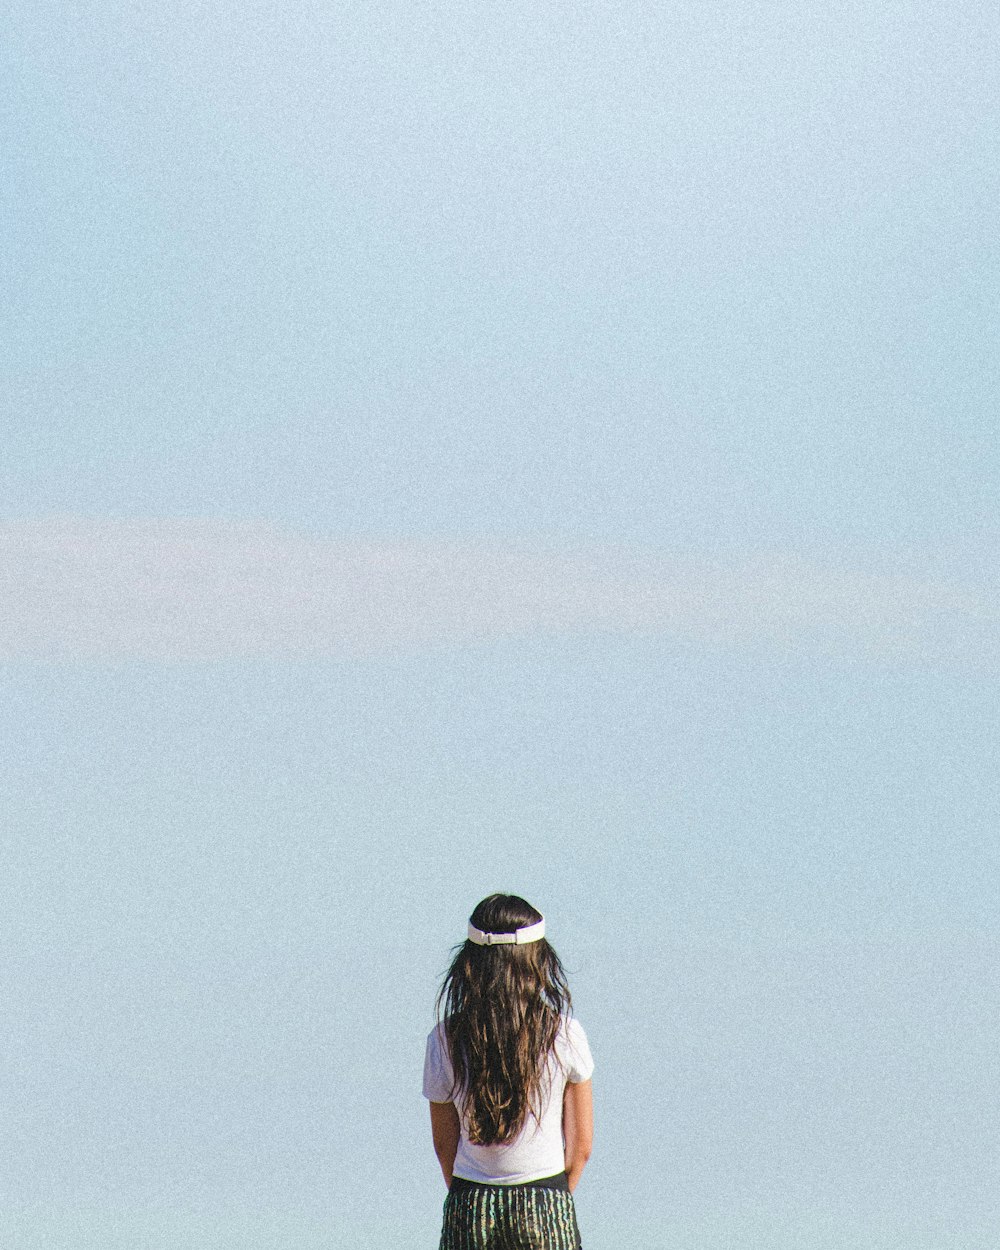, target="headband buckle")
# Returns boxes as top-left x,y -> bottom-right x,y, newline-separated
467,917 -> 545,946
